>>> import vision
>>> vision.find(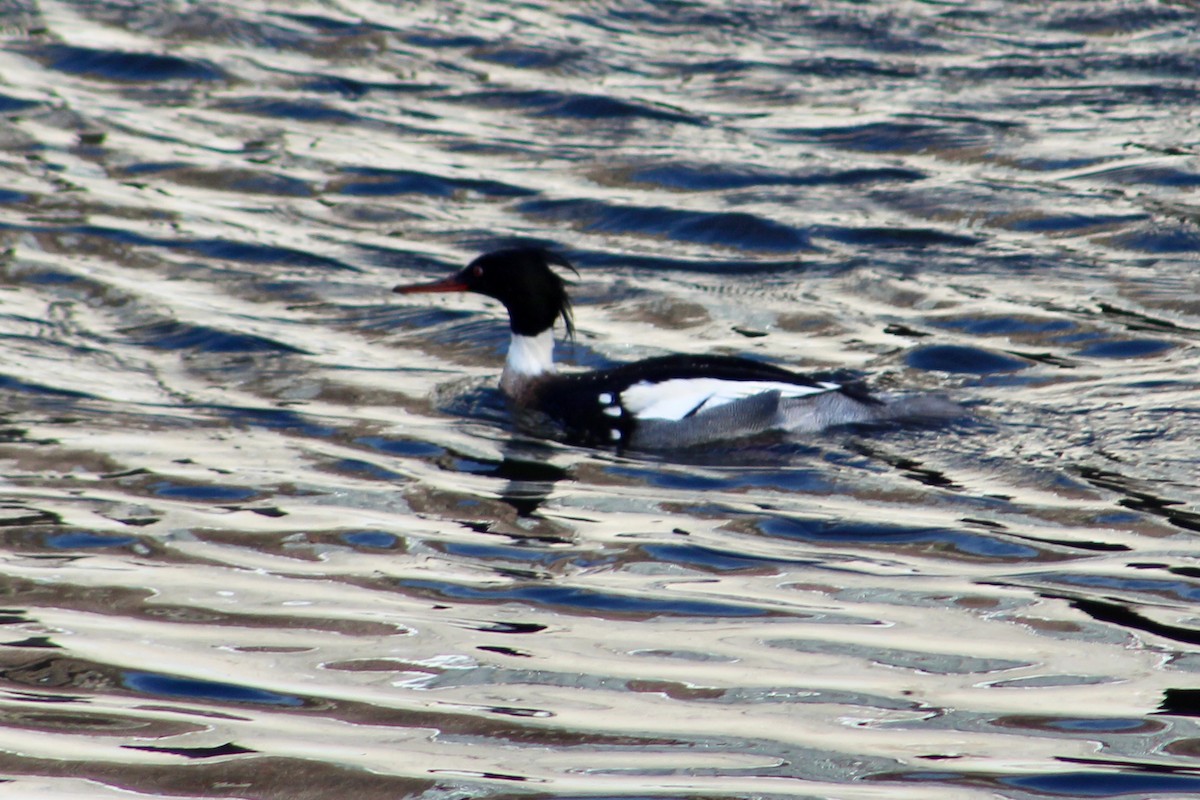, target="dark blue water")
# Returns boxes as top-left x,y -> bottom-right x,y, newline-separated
0,2 -> 1198,799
